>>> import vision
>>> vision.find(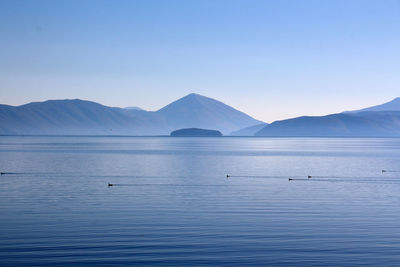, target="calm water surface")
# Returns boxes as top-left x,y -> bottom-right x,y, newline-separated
0,136 -> 400,266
